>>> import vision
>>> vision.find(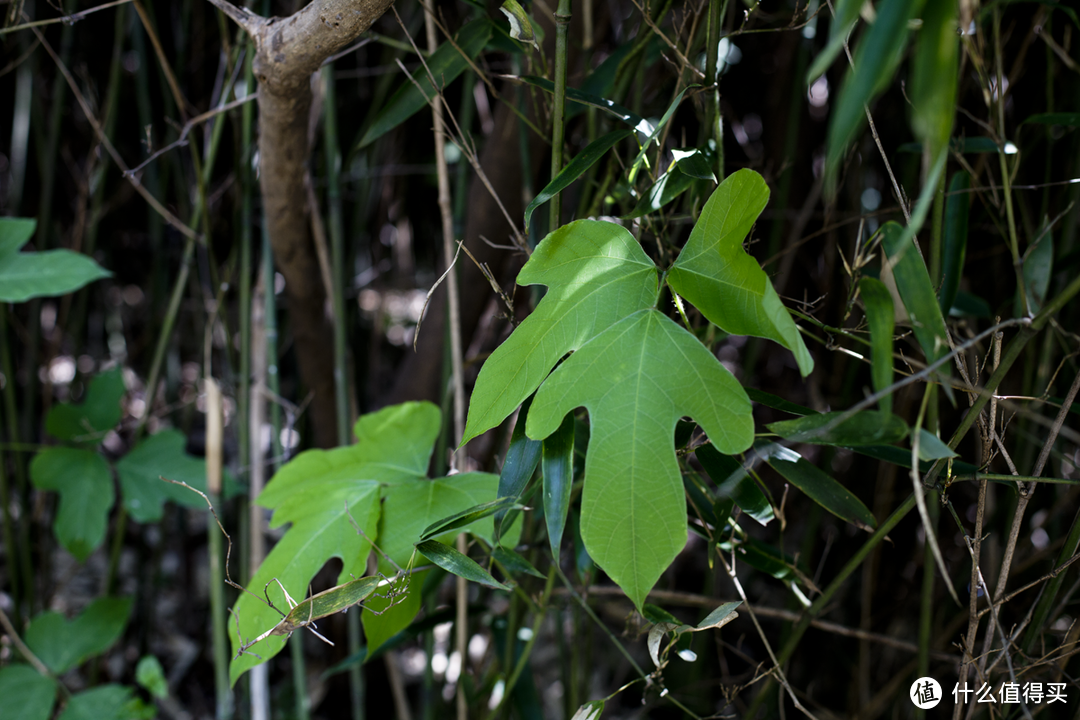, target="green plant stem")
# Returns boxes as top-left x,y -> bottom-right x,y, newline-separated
992,8 -> 1026,313
549,0 -> 572,231
702,0 -> 725,180
0,308 -> 32,618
